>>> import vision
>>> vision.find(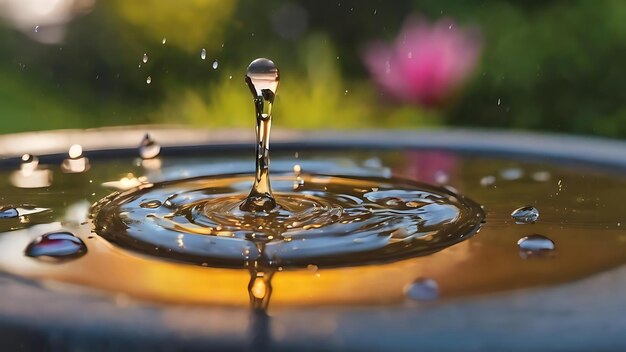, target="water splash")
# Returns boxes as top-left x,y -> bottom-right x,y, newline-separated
61,145 -> 90,173
239,58 -> 280,213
